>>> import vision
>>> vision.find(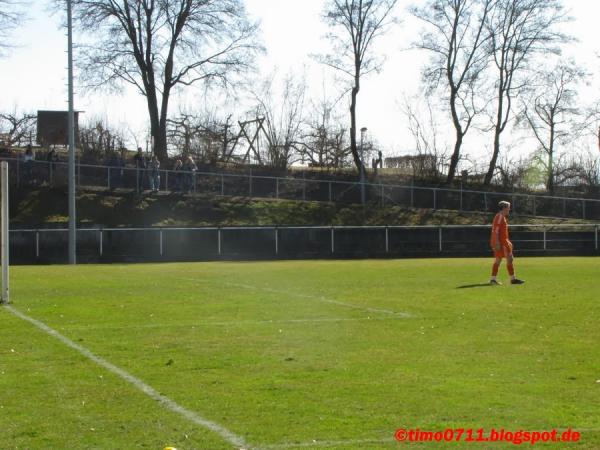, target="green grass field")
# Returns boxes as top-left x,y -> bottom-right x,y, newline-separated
1,258 -> 599,449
